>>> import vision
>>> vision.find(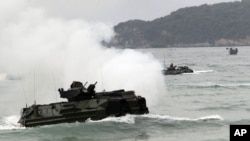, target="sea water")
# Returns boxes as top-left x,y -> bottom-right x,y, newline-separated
1,46 -> 250,141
